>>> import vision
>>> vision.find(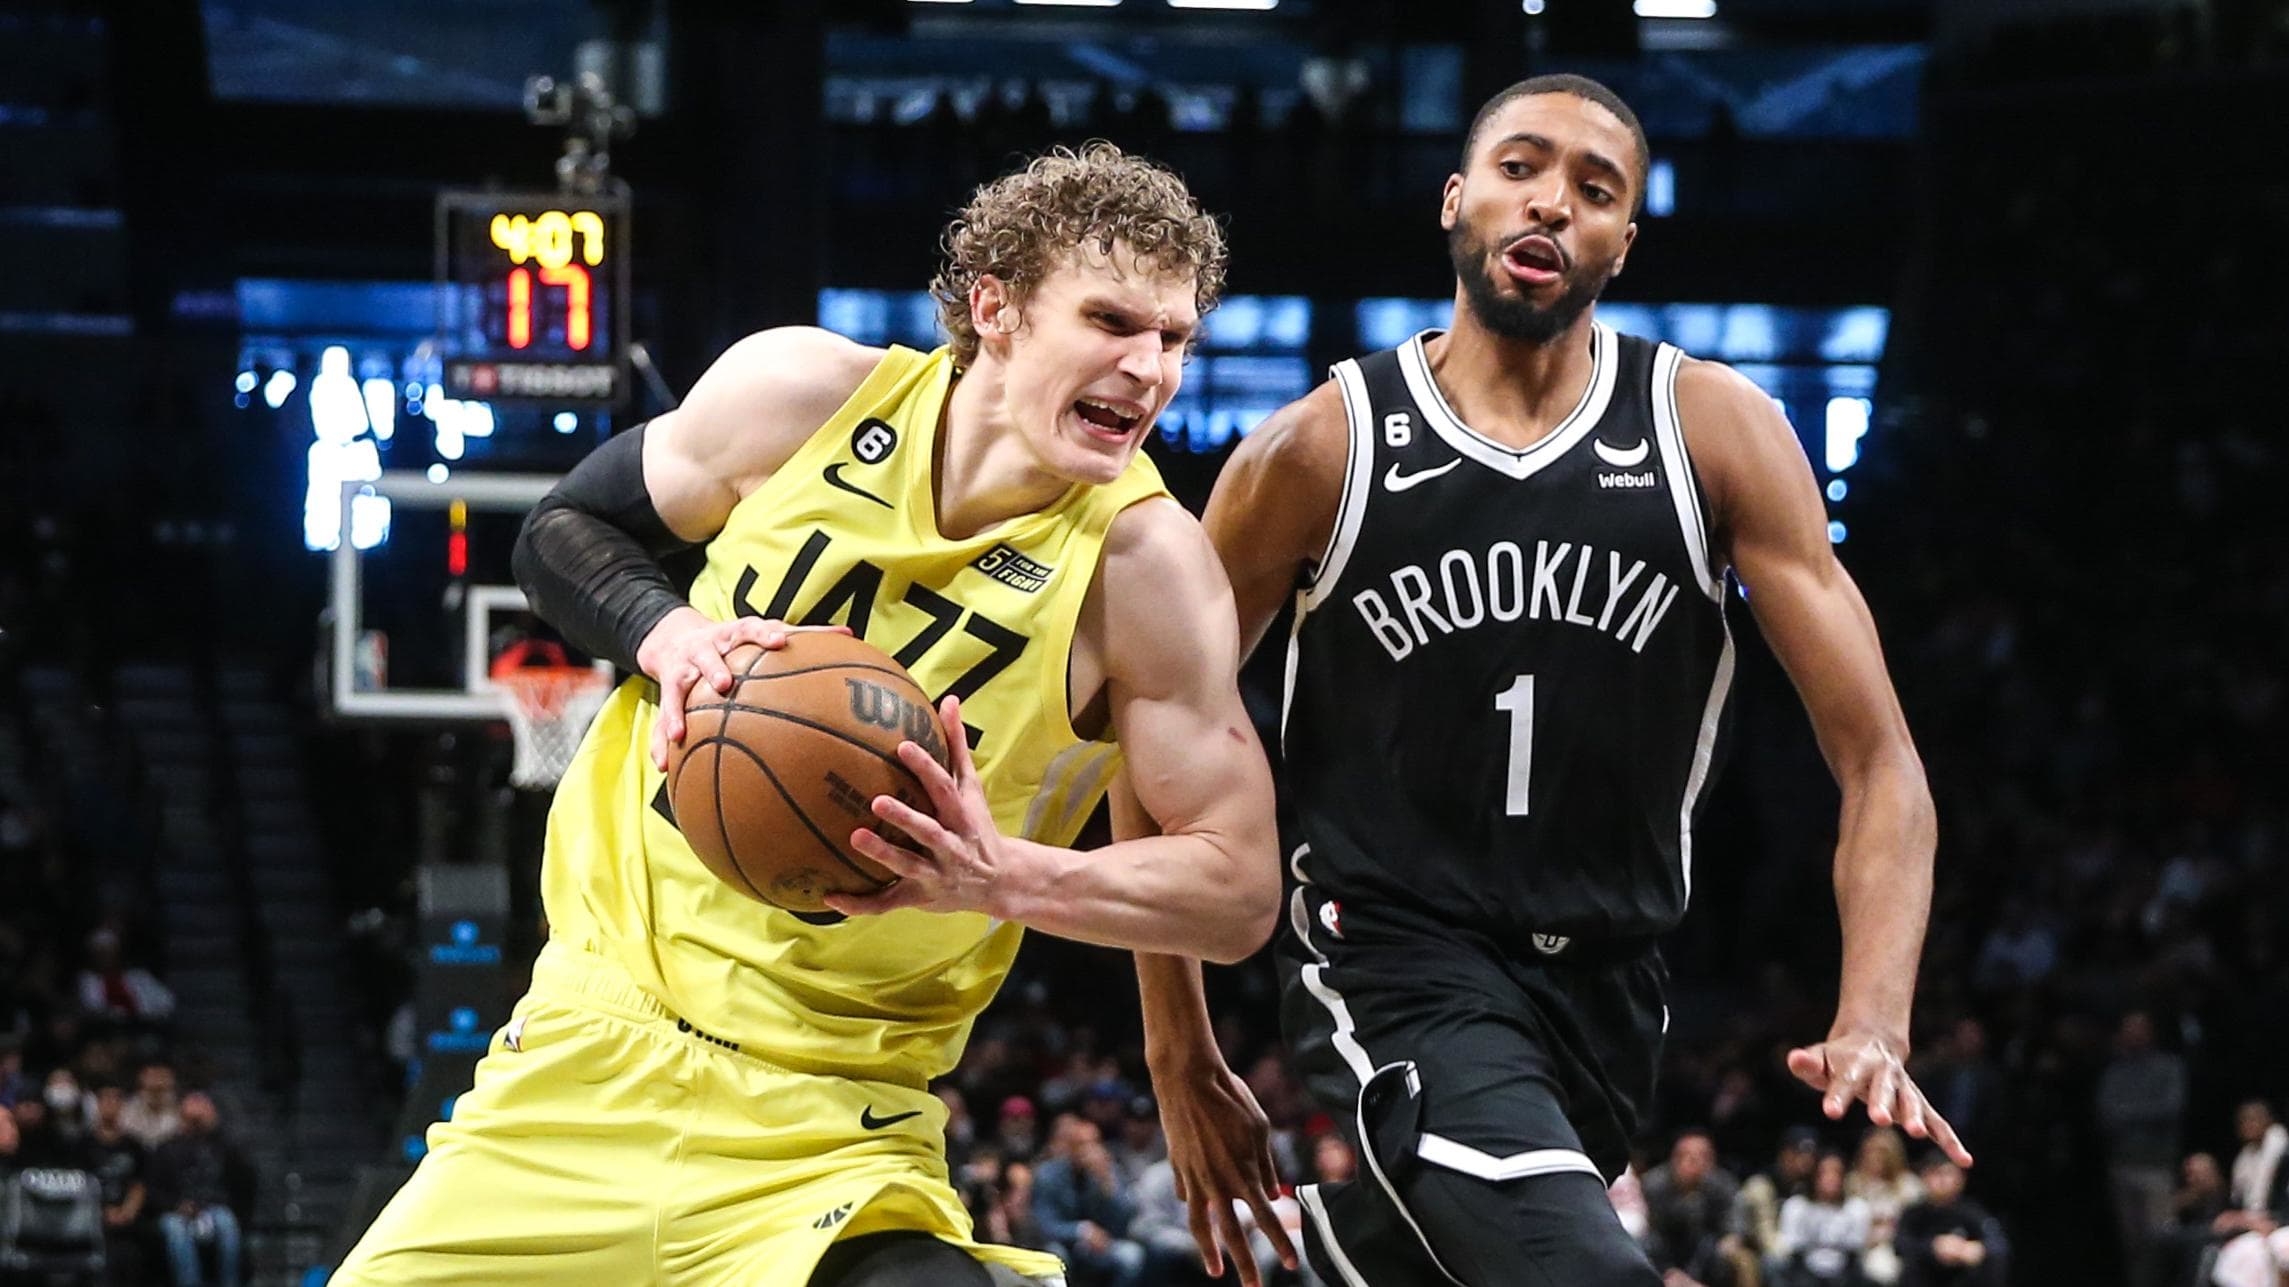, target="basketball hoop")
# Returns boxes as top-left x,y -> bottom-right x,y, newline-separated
497,665 -> 612,789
